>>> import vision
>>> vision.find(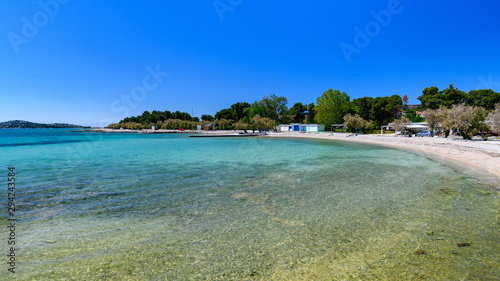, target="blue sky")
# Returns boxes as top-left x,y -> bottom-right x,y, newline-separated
1,0 -> 499,126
